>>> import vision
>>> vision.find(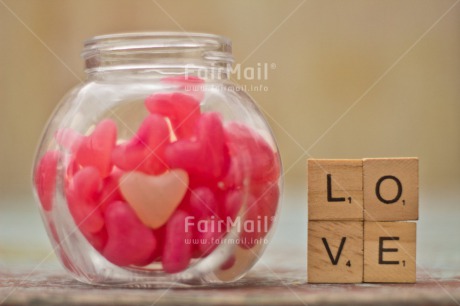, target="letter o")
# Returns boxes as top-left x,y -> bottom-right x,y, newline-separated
375,175 -> 402,204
